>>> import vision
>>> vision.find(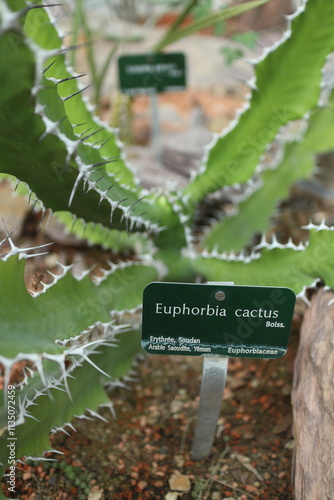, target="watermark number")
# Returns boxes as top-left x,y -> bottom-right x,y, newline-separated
6,385 -> 16,494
